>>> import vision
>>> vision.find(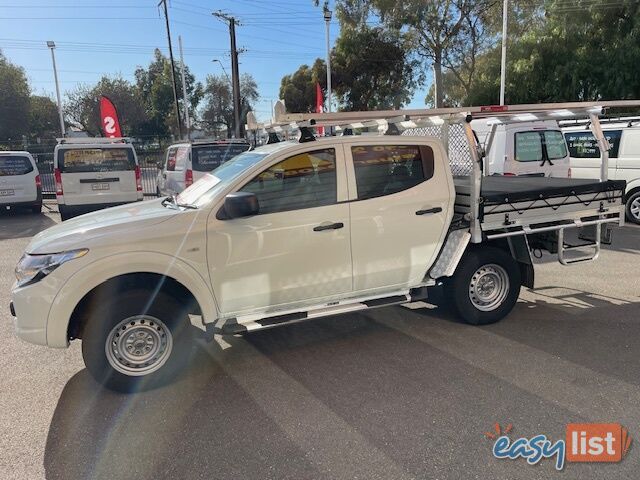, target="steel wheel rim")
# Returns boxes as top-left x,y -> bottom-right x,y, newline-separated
469,263 -> 510,312
105,316 -> 173,376
631,197 -> 640,220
